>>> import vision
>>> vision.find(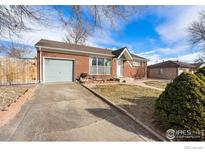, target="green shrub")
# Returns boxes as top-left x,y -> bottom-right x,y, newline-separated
197,66 -> 205,76
196,73 -> 205,83
155,72 -> 205,131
